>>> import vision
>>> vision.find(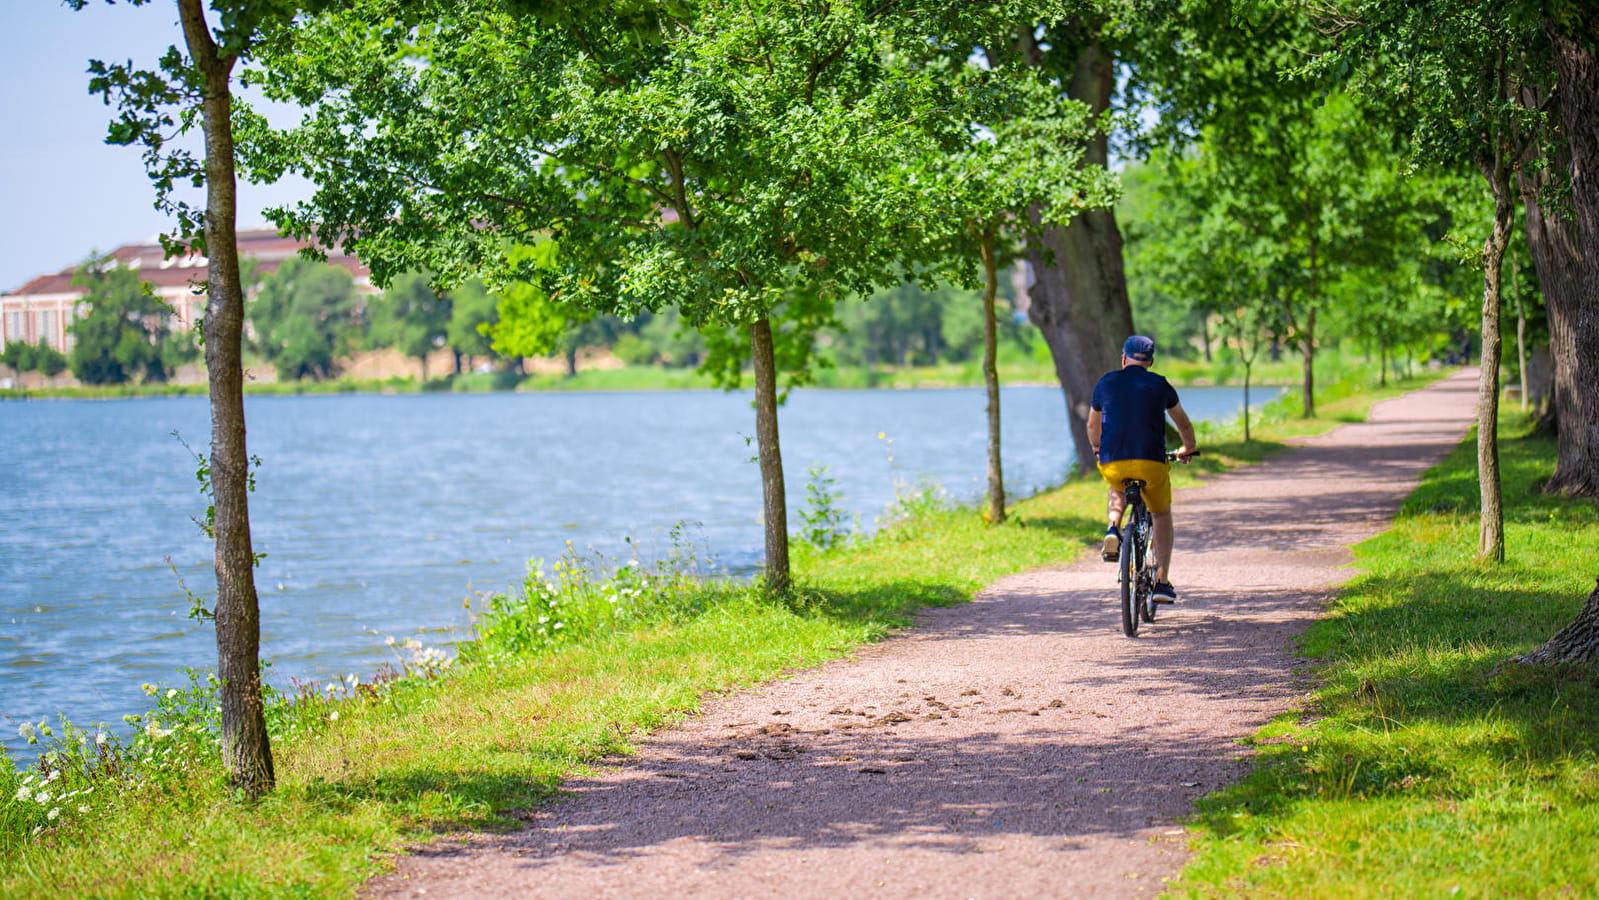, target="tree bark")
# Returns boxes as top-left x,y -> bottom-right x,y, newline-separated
1513,253 -> 1527,411
1519,158 -> 1588,467
980,237 -> 1005,524
1300,306 -> 1317,419
1476,152 -> 1512,564
1023,33 -> 1136,477
1547,25 -> 1599,501
180,0 -> 274,799
750,318 -> 789,593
